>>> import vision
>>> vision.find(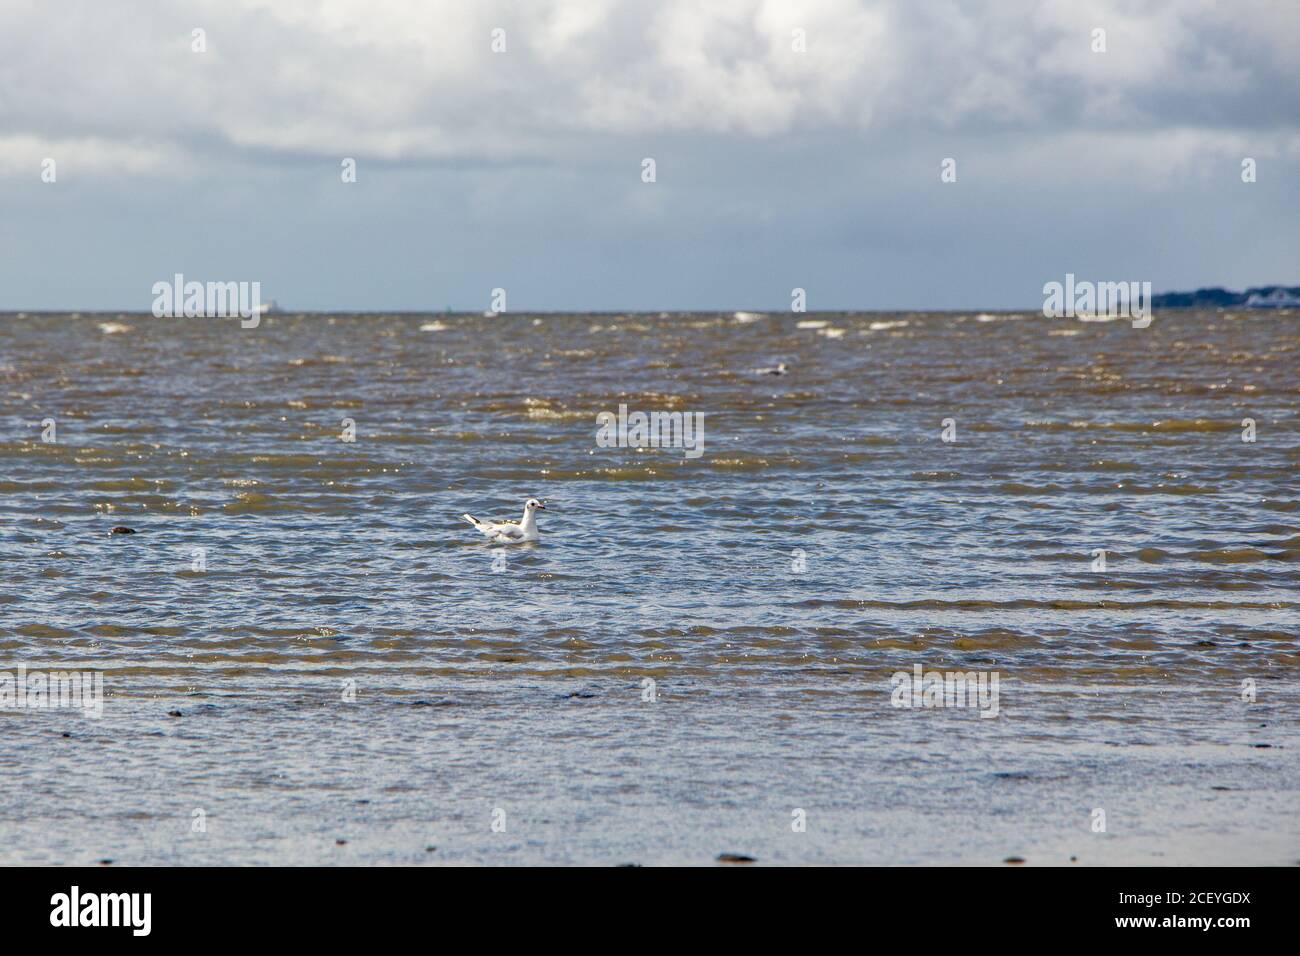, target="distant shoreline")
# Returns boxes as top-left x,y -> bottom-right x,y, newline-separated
3,288 -> 1298,317
1151,285 -> 1300,308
